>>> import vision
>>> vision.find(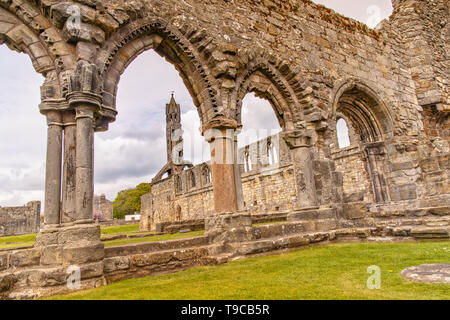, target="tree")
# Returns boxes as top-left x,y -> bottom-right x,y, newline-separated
113,183 -> 151,219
